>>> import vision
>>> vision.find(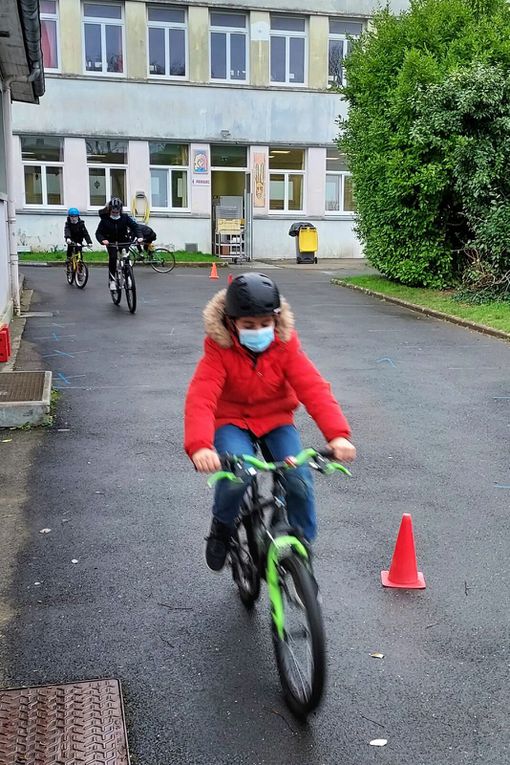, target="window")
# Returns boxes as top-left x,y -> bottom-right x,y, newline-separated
40,1 -> 59,71
325,148 -> 355,213
328,19 -> 363,87
210,145 -> 247,168
270,16 -> 306,86
83,2 -> 124,74
210,12 -> 247,82
86,139 -> 127,206
21,136 -> 64,206
269,148 -> 304,212
148,5 -> 186,78
150,143 -> 189,209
